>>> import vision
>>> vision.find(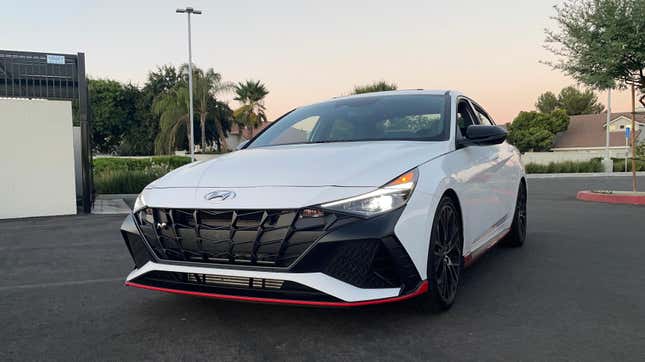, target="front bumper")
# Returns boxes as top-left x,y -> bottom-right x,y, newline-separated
121,207 -> 424,305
